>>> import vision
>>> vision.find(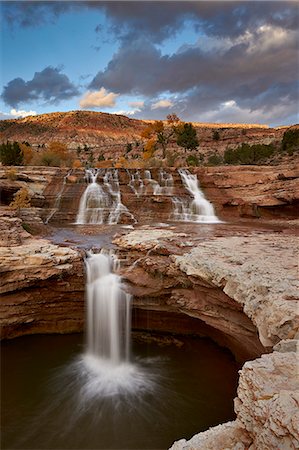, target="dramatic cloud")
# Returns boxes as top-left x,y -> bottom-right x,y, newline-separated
2,67 -> 79,107
3,2 -> 297,42
89,18 -> 298,123
79,88 -> 119,108
151,99 -> 174,110
2,1 -> 298,125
